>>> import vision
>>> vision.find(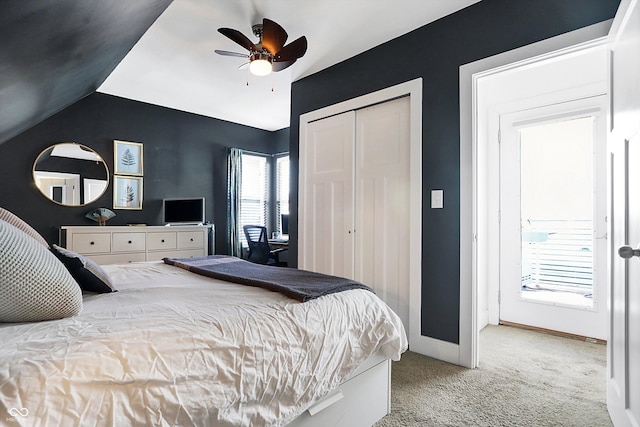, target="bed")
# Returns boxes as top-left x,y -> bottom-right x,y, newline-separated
0,213 -> 407,427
